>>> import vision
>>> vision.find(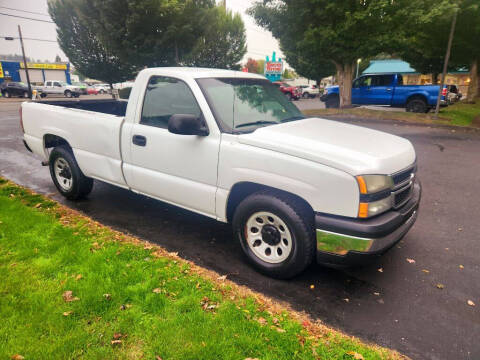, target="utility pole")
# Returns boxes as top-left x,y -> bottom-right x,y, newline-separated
18,25 -> 32,98
434,7 -> 458,119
